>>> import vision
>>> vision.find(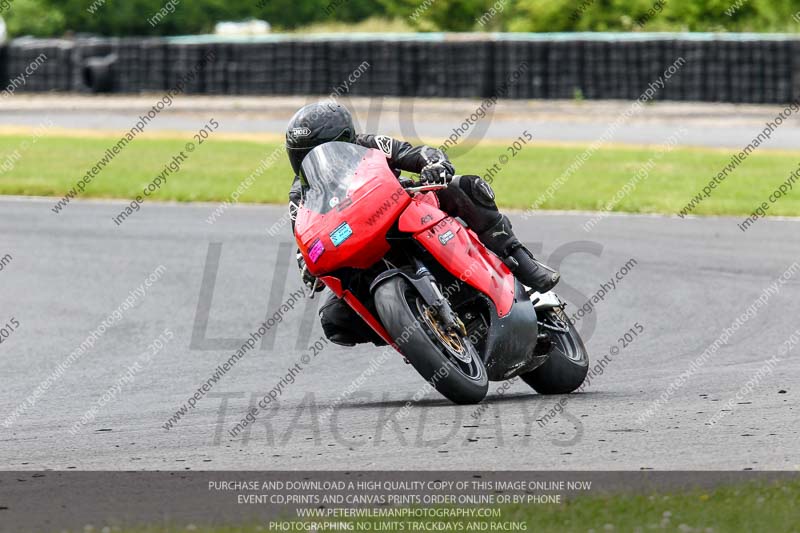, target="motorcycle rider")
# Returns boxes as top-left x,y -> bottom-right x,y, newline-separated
286,101 -> 559,346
